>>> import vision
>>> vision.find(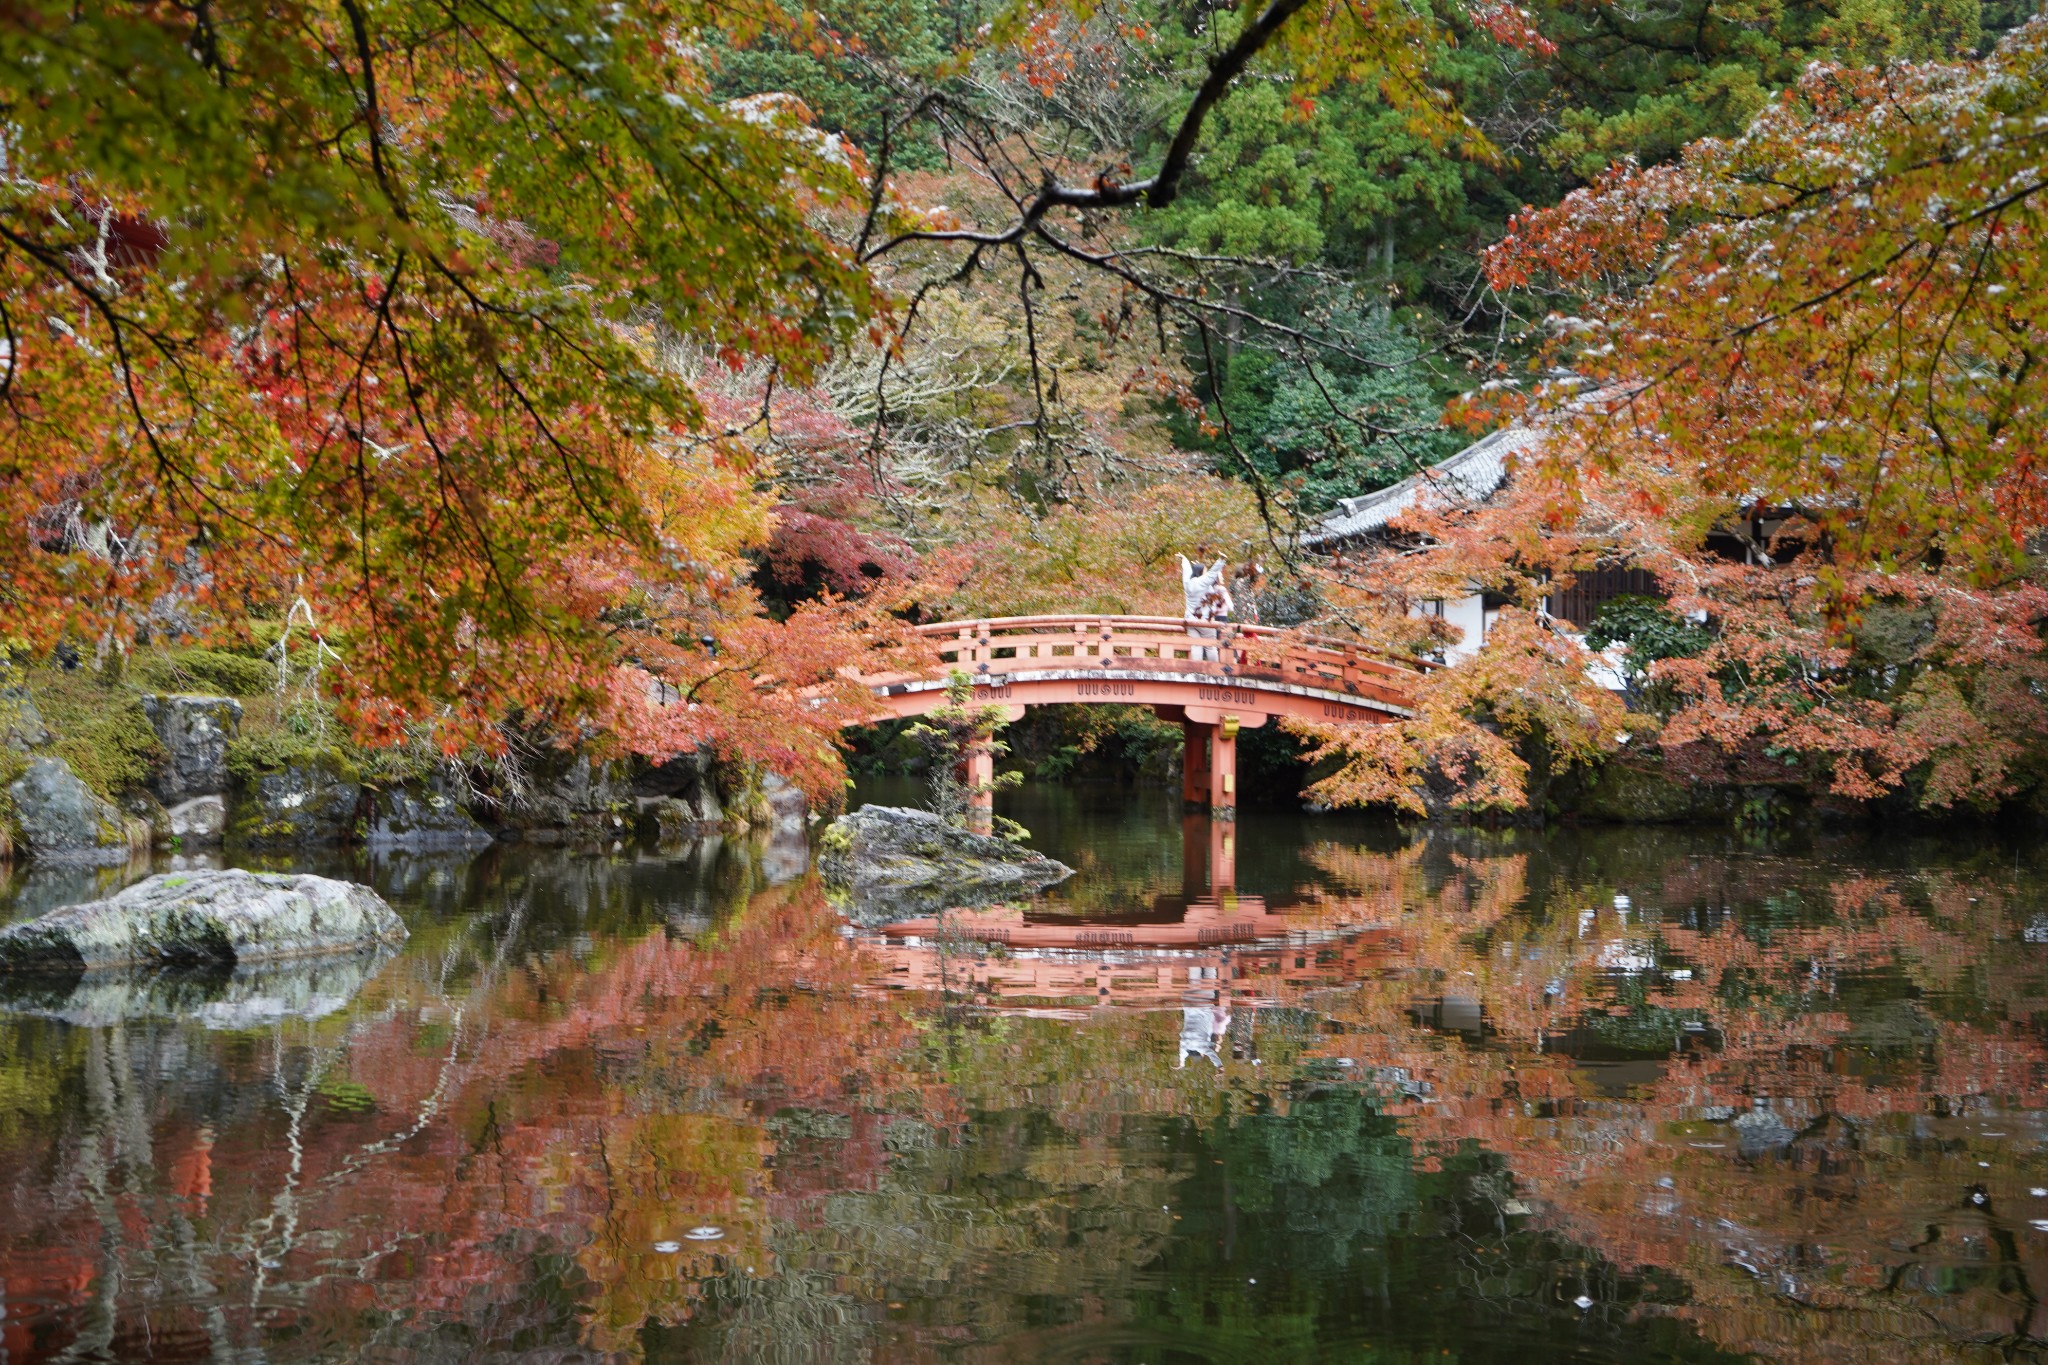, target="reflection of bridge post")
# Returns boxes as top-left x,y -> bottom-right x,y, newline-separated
961,735 -> 995,835
1182,815 -> 1237,895
1178,718 -> 1238,821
